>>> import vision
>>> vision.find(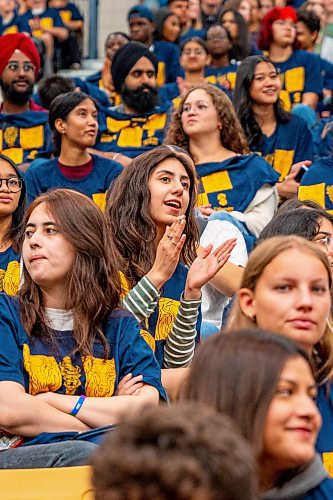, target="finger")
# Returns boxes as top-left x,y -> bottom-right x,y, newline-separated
120,375 -> 143,390
118,373 -> 132,386
171,233 -> 186,254
200,243 -> 214,259
172,216 -> 186,242
213,239 -> 237,257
